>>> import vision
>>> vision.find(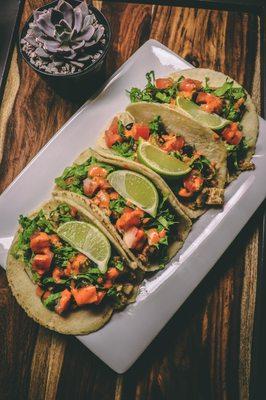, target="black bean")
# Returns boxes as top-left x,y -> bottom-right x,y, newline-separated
125,123 -> 133,130
182,144 -> 194,157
